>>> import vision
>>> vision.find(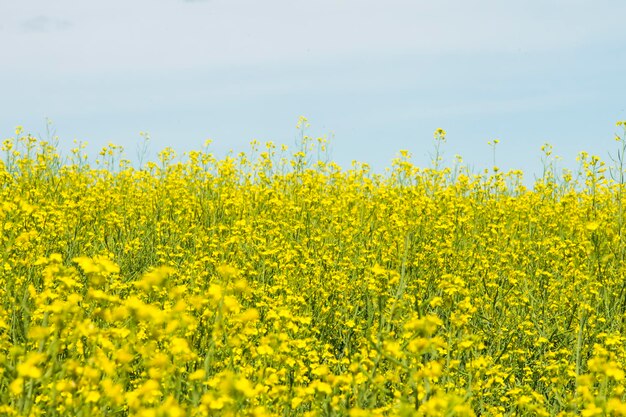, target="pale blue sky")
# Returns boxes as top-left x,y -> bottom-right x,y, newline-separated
1,0 -> 626,179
